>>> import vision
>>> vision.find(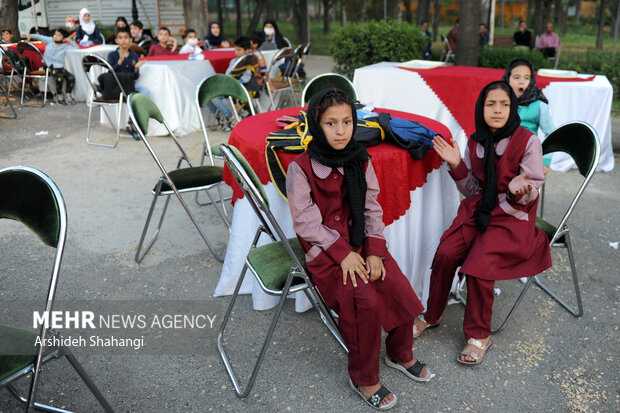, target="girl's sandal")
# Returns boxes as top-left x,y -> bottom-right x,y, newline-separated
413,314 -> 440,338
457,338 -> 491,366
348,377 -> 398,410
384,357 -> 435,382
